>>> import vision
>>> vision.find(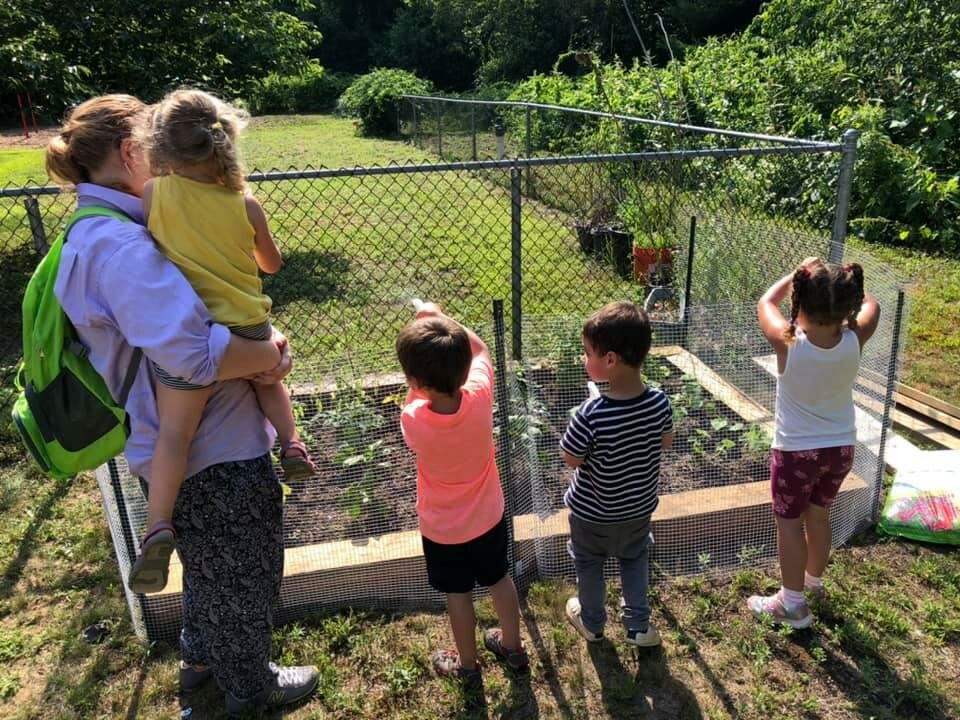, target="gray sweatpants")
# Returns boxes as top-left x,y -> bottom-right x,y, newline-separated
568,514 -> 653,634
